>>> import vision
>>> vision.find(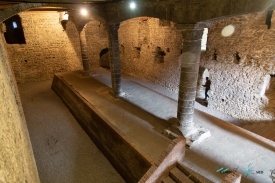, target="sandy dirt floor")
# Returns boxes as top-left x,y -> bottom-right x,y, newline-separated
18,80 -> 125,183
